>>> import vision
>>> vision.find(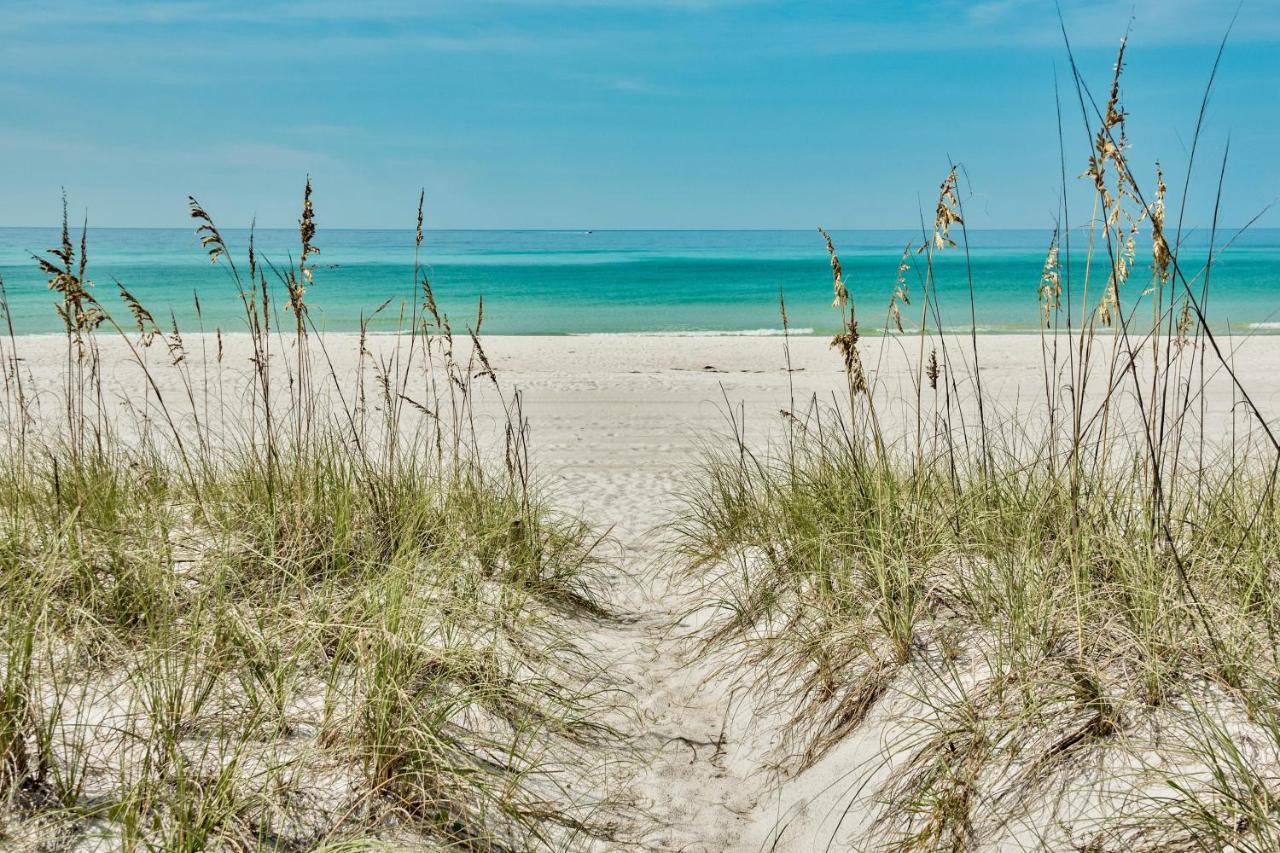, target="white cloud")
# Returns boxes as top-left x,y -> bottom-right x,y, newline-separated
0,0 -> 770,31
1,0 -> 1272,51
